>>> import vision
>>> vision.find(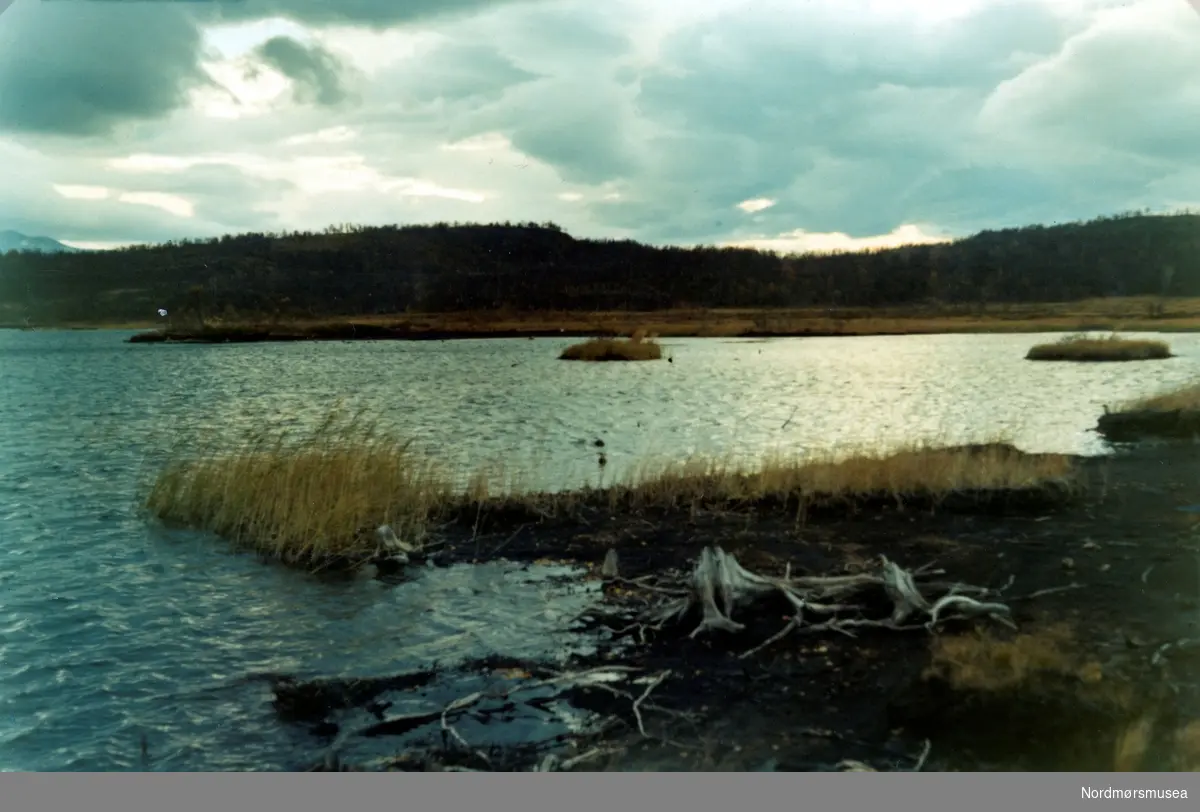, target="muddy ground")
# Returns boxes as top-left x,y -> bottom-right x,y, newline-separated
284,443 -> 1200,772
